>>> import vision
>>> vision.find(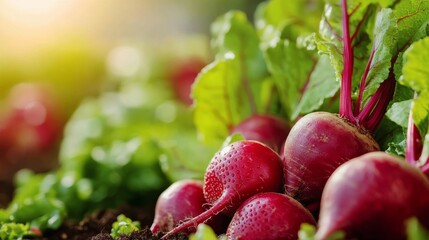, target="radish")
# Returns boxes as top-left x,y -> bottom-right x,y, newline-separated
230,114 -> 291,153
160,140 -> 284,239
283,112 -> 379,205
316,151 -> 429,240
150,179 -> 229,235
226,192 -> 316,240
169,57 -> 206,105
282,0 -> 401,208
